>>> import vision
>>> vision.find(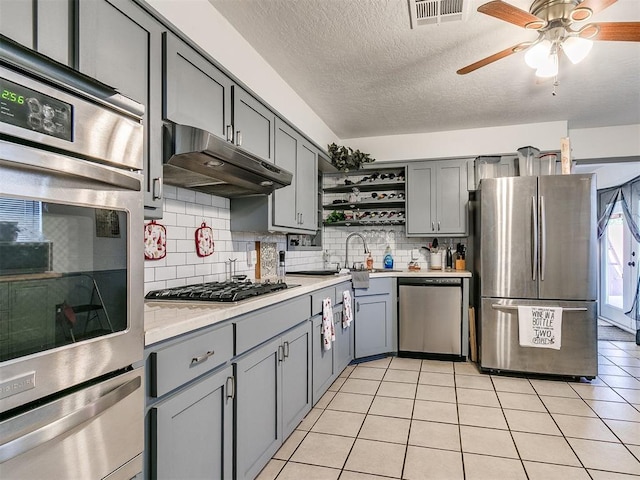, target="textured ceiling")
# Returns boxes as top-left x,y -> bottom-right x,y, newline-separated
208,0 -> 640,140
